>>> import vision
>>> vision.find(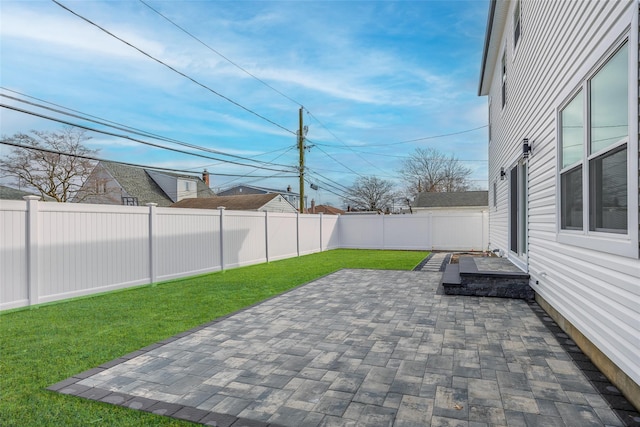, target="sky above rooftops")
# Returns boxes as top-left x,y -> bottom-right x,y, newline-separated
0,0 -> 489,207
